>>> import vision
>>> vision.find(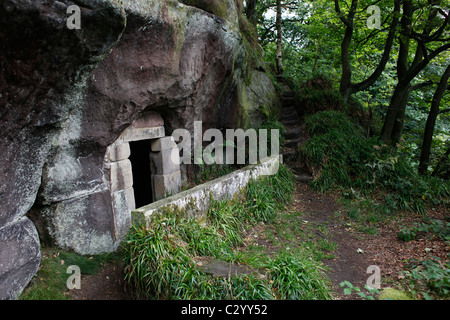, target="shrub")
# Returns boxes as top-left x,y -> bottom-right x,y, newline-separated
299,110 -> 379,191
268,251 -> 333,300
245,163 -> 295,222
293,76 -> 344,116
121,219 -> 199,299
298,110 -> 450,214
